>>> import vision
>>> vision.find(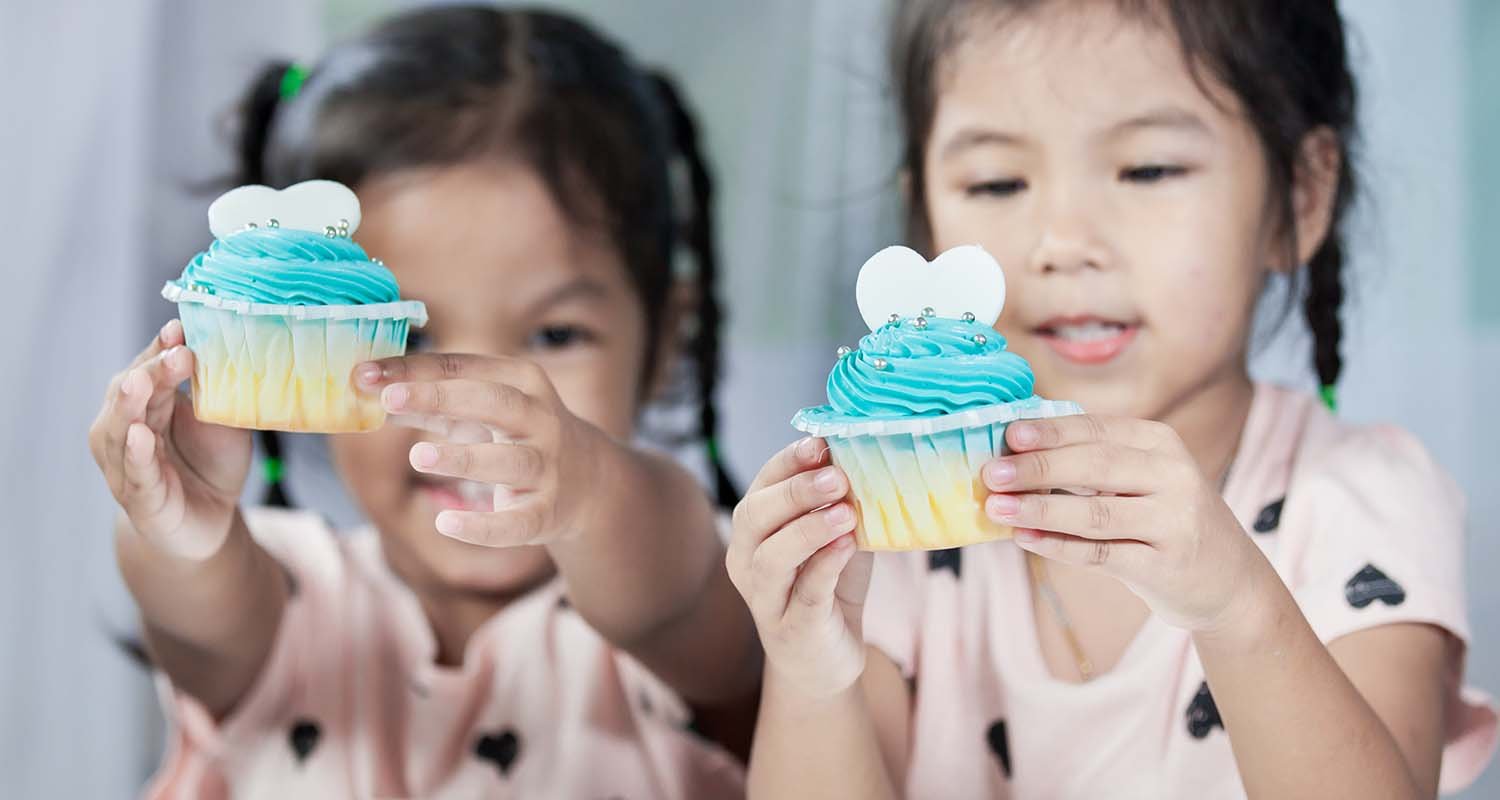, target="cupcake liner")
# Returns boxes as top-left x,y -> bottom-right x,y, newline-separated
793,398 -> 1083,551
164,283 -> 426,433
